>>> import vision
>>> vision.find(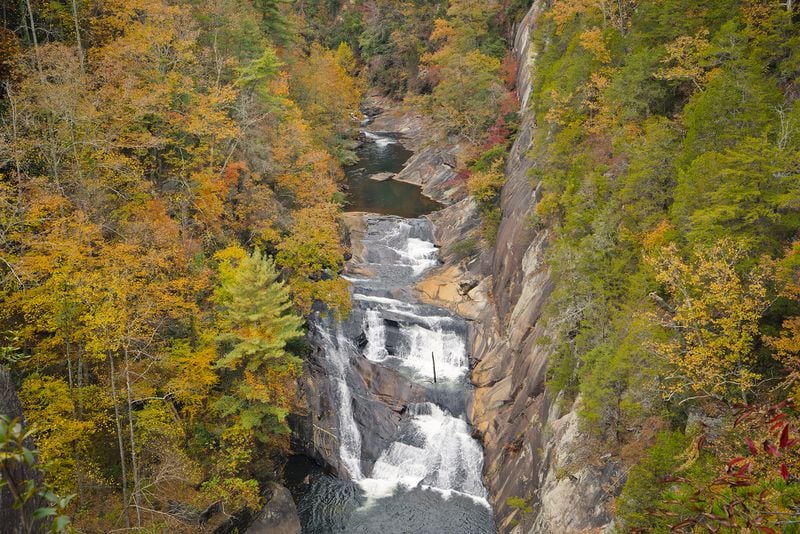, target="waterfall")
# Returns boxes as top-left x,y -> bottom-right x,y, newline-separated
363,130 -> 397,147
364,403 -> 487,498
362,310 -> 388,362
316,325 -> 363,480
353,217 -> 486,498
398,323 -> 468,382
302,216 -> 494,532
